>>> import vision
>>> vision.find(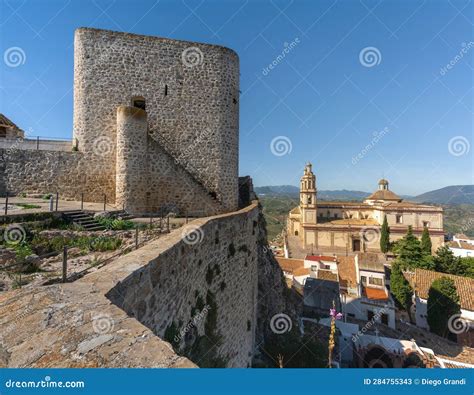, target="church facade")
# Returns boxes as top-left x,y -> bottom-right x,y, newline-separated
287,163 -> 444,255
